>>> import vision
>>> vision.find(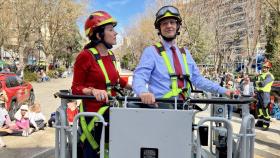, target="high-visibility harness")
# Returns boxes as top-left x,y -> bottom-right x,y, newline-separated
154,42 -> 191,98
79,47 -> 117,151
256,72 -> 274,92
89,48 -> 118,95
256,71 -> 274,127
79,102 -> 109,150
